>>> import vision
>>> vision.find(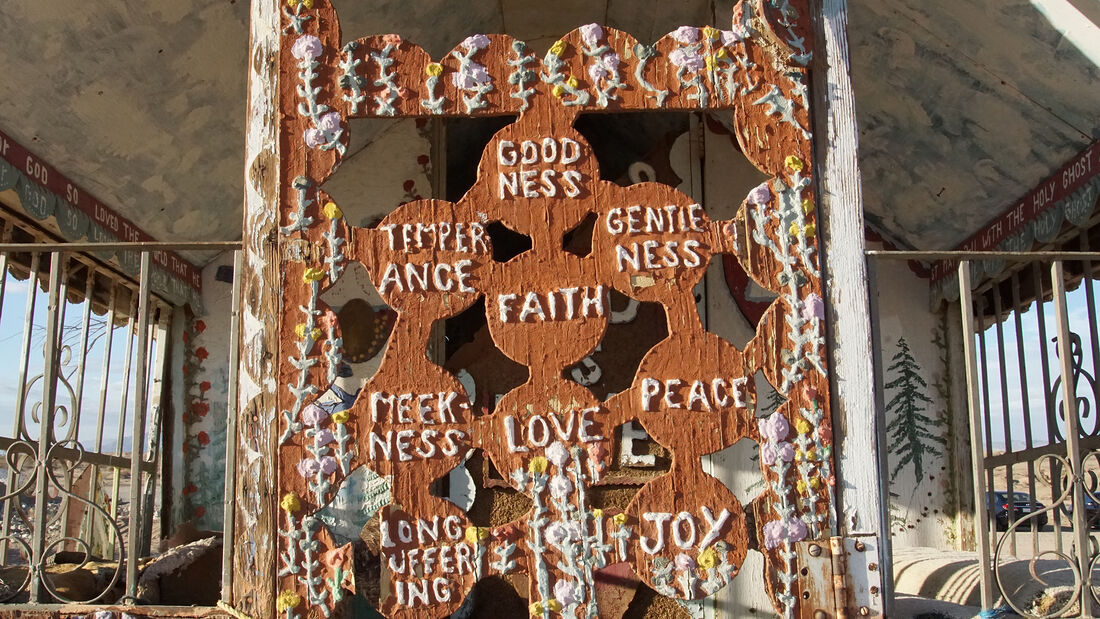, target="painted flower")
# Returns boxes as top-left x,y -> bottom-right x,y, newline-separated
671,26 -> 700,44
794,418 -> 812,435
552,83 -> 567,98
318,111 -> 342,132
549,40 -> 568,57
276,590 -> 302,612
301,403 -> 329,427
530,600 -> 562,615
544,522 -> 569,546
528,456 -> 549,474
785,155 -> 805,171
296,458 -> 321,477
303,267 -> 326,282
612,513 -> 628,527
802,198 -> 815,215
697,547 -> 718,569
200,381 -> 211,392
802,293 -> 825,322
461,34 -> 490,51
669,48 -> 705,72
591,508 -> 603,520
451,63 -> 490,89
720,30 -> 741,46
702,26 -> 720,41
195,347 -> 209,361
587,442 -> 608,467
588,63 -> 608,82
675,553 -> 695,570
546,441 -> 570,468
286,0 -> 314,8
331,410 -> 350,425
554,578 -> 579,607
315,428 -> 335,445
281,491 -> 301,513
318,456 -> 338,475
803,223 -> 817,238
760,440 -> 794,466
579,23 -> 603,47
425,62 -> 444,77
603,52 -> 621,69
704,55 -> 718,71
382,33 -> 402,48
549,474 -> 573,500
465,526 -> 490,545
762,520 -> 786,549
323,202 -> 343,219
291,35 -> 323,61
197,431 -> 210,446
303,128 -> 325,148
747,182 -> 773,205
758,413 -> 789,442
789,518 -> 808,542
